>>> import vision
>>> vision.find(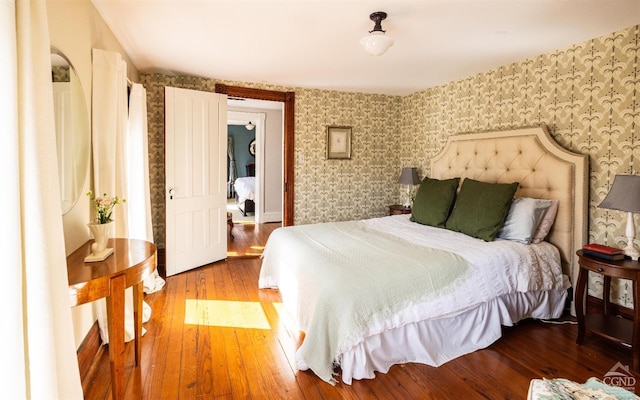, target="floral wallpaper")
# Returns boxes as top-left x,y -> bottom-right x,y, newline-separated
142,24 -> 640,307
293,90 -> 401,223
139,74 -> 400,249
51,66 -> 69,82
399,25 -> 640,307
